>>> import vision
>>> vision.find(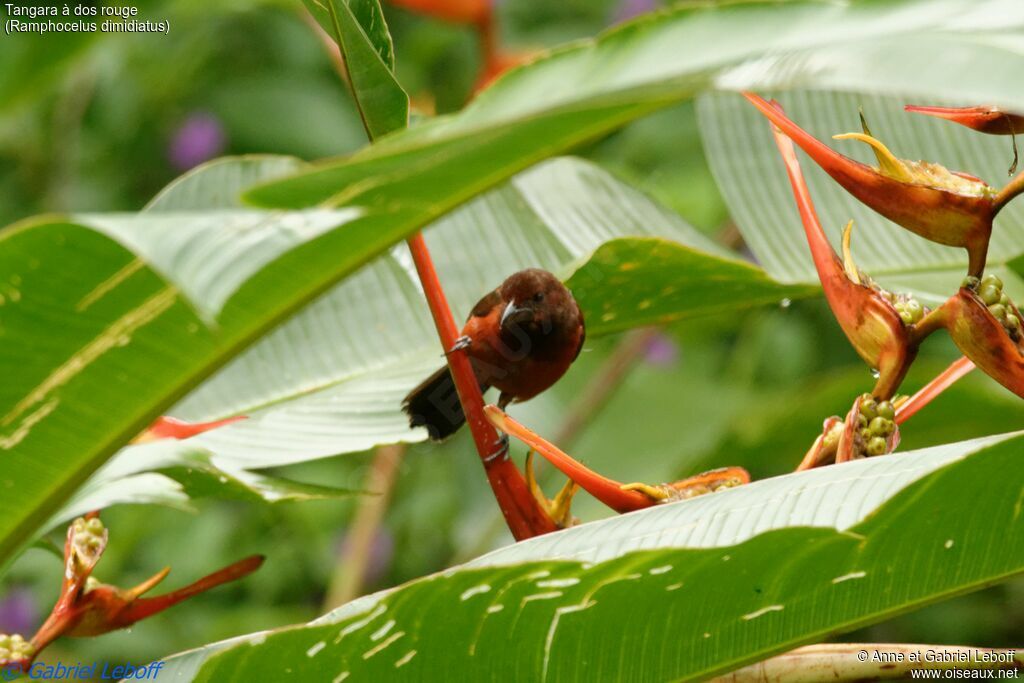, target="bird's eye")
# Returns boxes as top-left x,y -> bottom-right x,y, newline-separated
533,292 -> 545,303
